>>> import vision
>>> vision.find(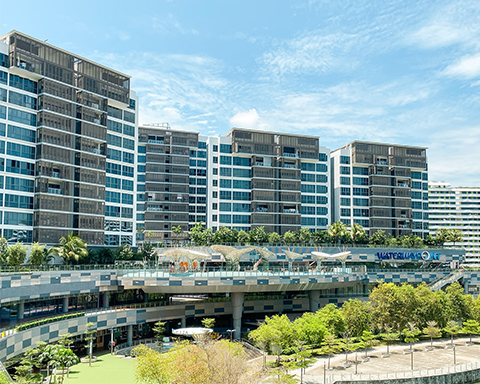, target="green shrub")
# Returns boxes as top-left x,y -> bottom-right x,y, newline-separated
15,312 -> 85,332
